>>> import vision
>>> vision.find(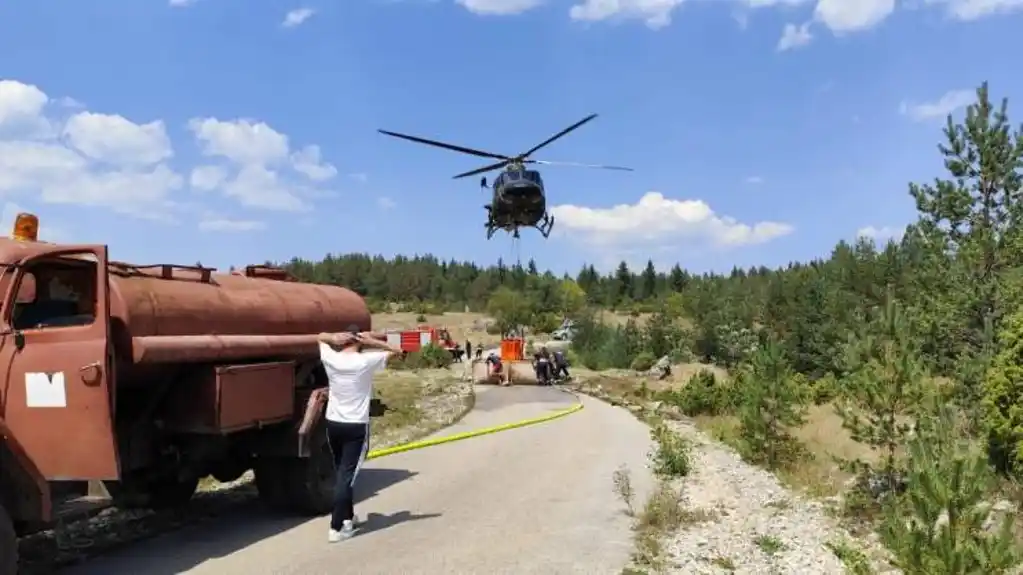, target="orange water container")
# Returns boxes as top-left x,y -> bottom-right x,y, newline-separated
500,338 -> 525,362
